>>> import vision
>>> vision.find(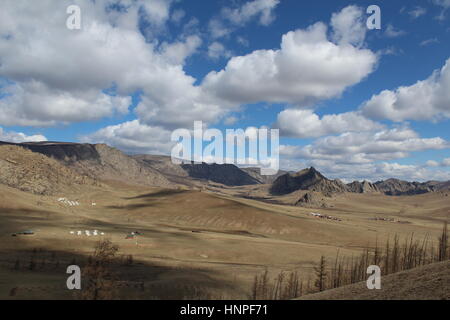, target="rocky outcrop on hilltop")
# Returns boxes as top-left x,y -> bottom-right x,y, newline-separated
270,167 -> 347,196
181,163 -> 261,186
295,192 -> 330,208
0,145 -> 98,195
374,179 -> 433,196
347,180 -> 379,193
